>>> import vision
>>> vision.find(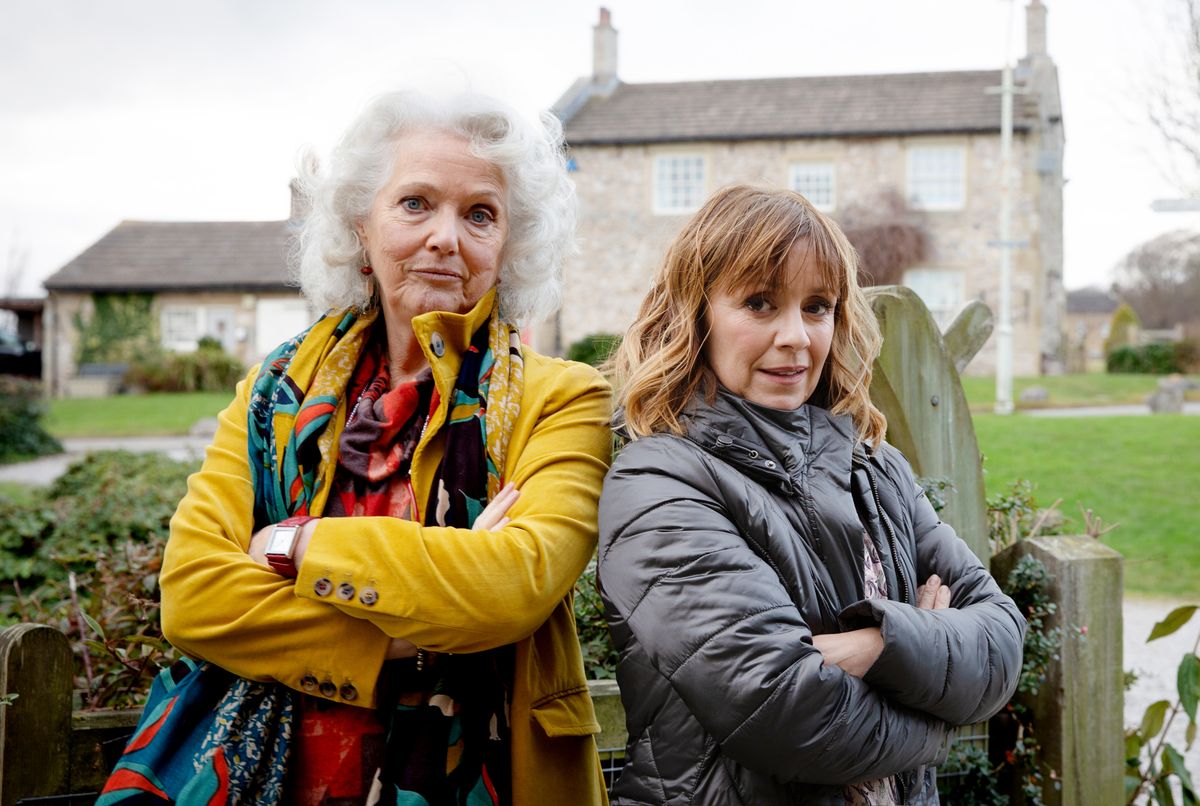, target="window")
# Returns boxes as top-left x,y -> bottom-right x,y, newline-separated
653,154 -> 706,214
789,162 -> 836,211
161,306 -> 201,351
903,268 -> 964,330
907,146 -> 966,210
